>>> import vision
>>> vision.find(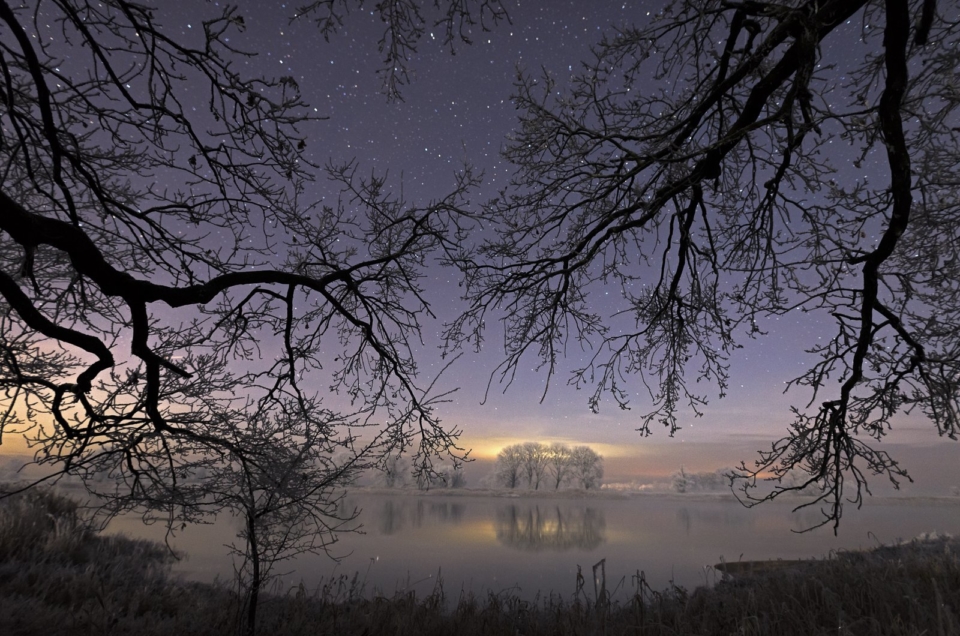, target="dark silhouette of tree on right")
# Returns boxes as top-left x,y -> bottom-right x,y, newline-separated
448,0 -> 960,531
